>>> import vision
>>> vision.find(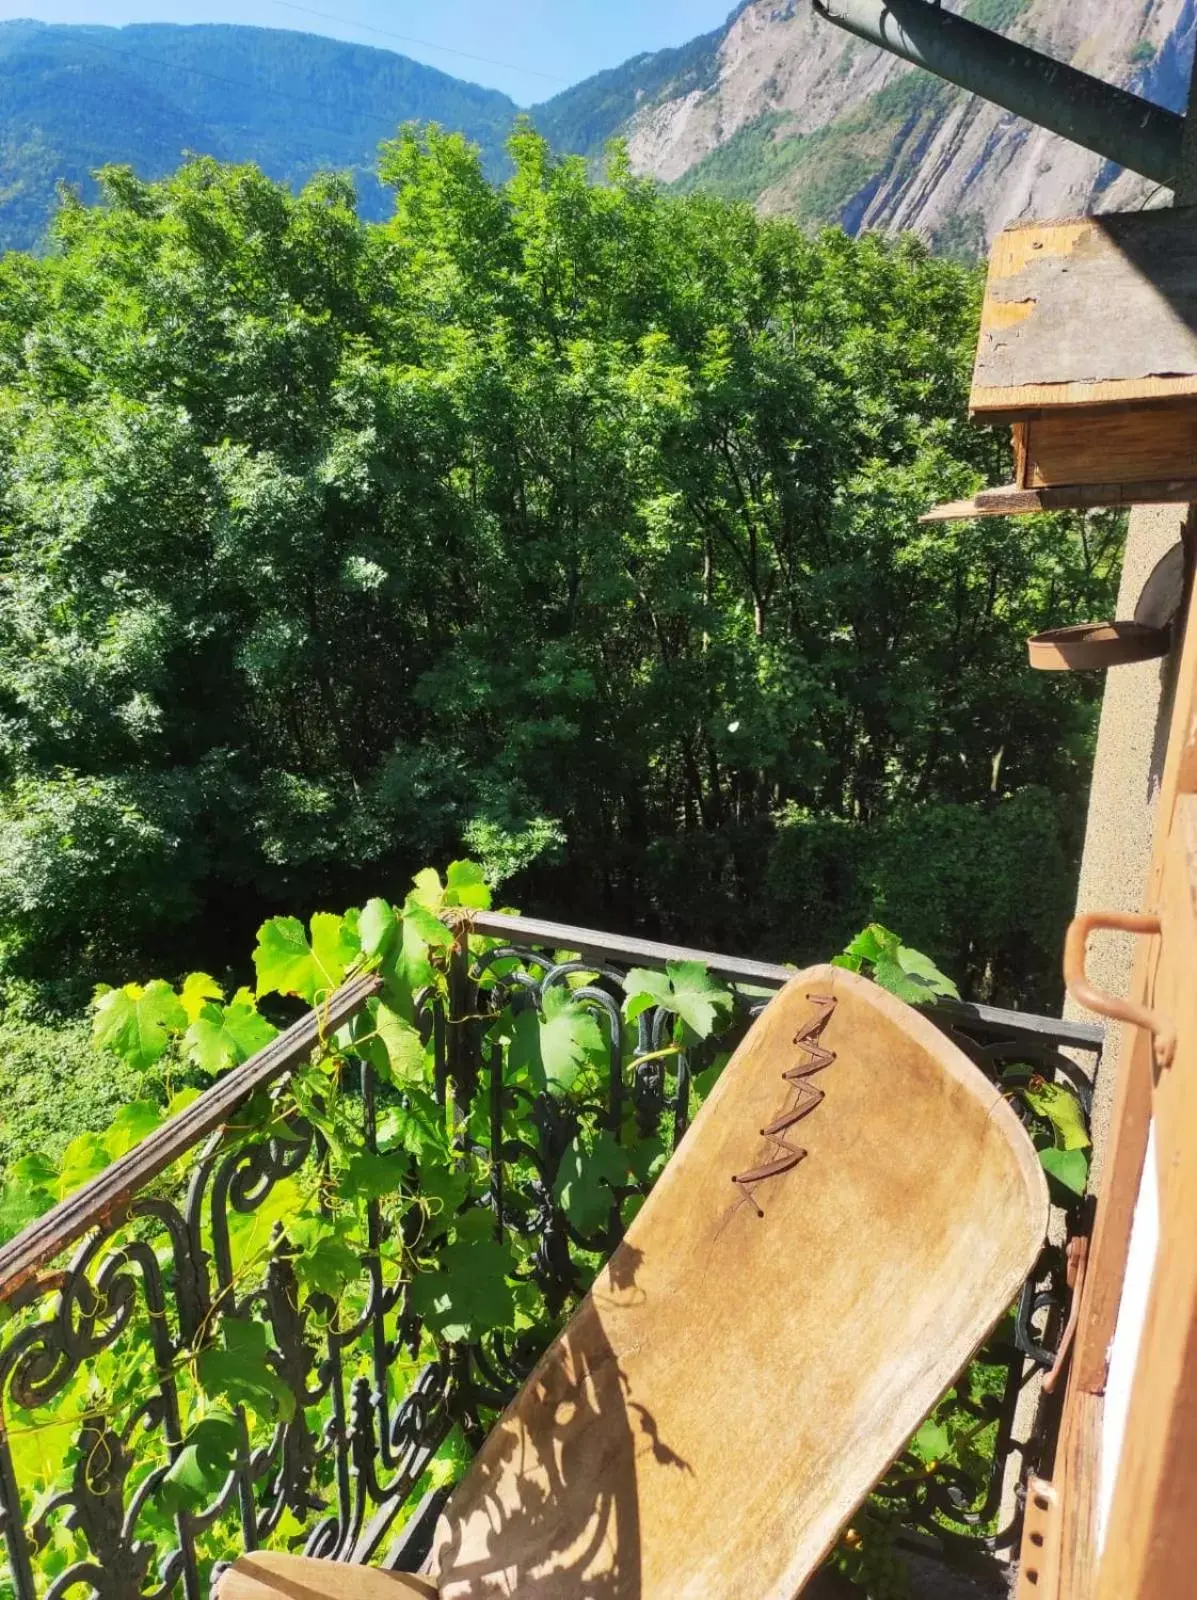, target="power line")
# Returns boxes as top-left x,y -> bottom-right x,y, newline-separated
270,0 -> 566,86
